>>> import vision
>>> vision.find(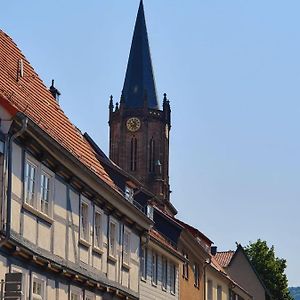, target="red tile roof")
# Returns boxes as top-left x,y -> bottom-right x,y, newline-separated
214,251 -> 235,268
173,218 -> 213,246
0,30 -> 116,191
